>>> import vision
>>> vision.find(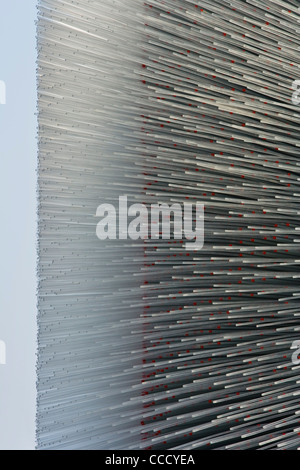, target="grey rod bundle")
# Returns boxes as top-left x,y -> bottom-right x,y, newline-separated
37,0 -> 300,450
